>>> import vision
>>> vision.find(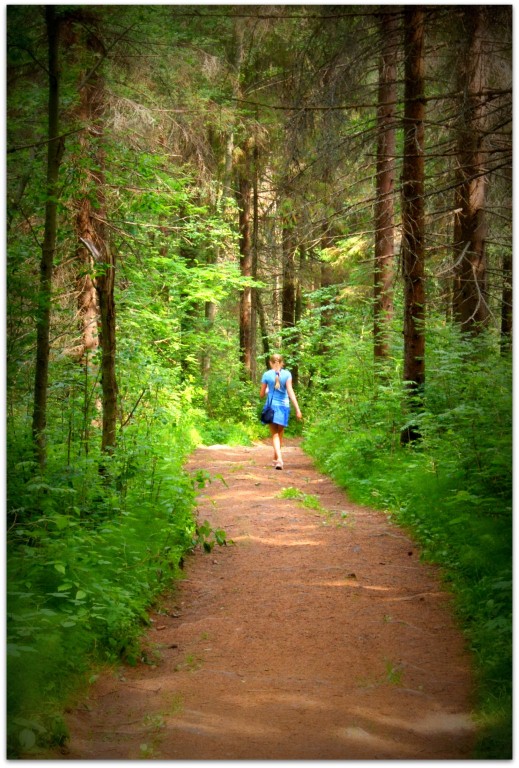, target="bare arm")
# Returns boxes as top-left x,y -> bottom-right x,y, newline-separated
286,378 -> 302,420
259,382 -> 268,398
